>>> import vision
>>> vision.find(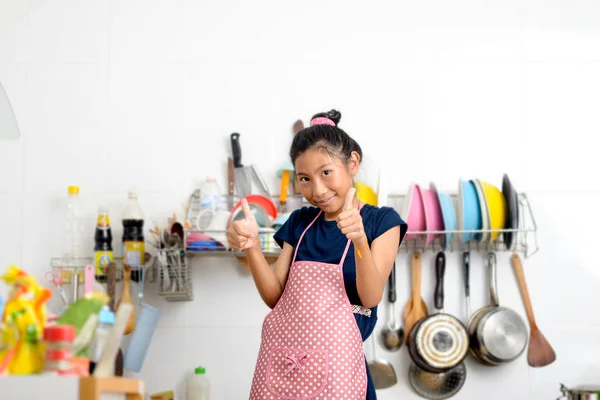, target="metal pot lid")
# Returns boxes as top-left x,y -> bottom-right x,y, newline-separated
416,314 -> 469,370
479,308 -> 528,361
